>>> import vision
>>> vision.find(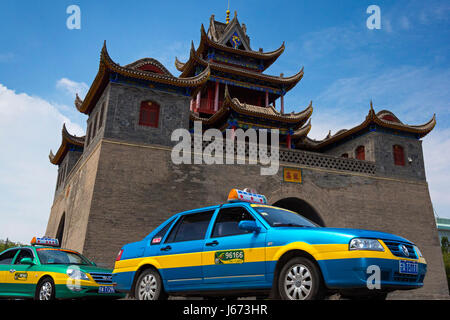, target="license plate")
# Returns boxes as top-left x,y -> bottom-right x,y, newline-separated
98,286 -> 115,294
399,260 -> 418,275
